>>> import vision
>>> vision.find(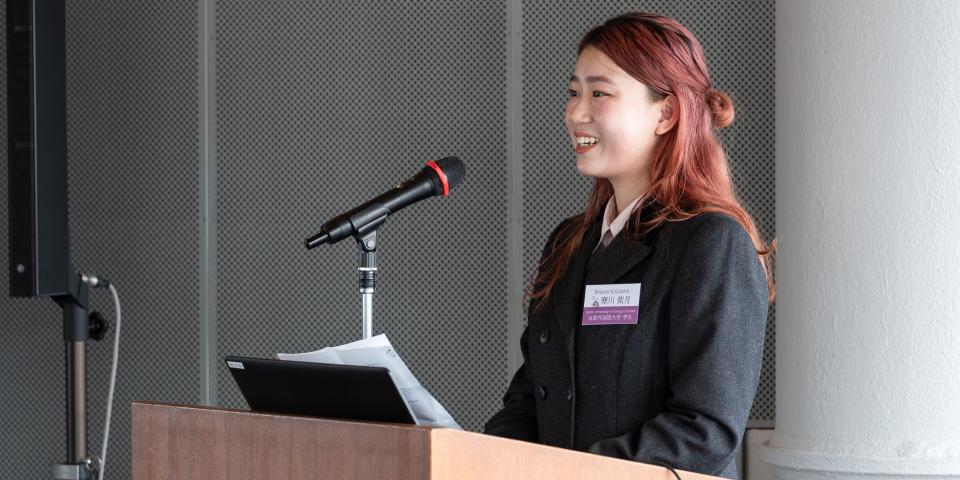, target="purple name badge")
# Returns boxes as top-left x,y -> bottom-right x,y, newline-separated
581,283 -> 642,326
